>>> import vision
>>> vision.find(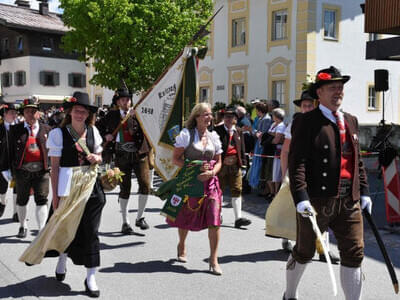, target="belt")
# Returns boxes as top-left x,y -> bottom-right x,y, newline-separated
116,142 -> 138,153
338,178 -> 352,198
20,162 -> 44,172
223,156 -> 238,166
